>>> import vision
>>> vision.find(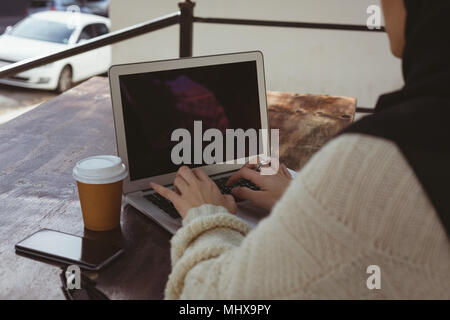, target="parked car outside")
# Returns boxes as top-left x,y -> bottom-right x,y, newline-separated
26,0 -> 93,16
0,11 -> 111,92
